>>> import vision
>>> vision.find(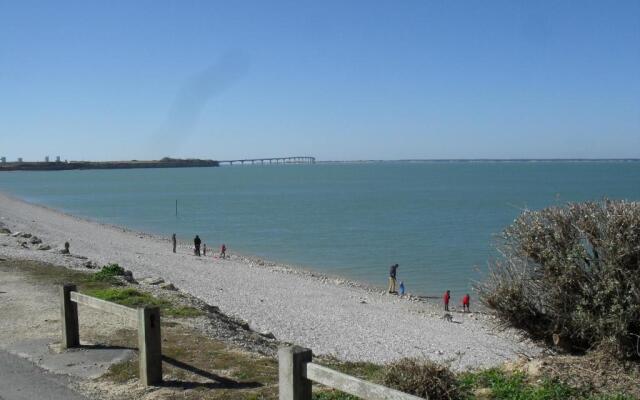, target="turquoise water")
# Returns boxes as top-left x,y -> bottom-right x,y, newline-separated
1,162 -> 639,296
